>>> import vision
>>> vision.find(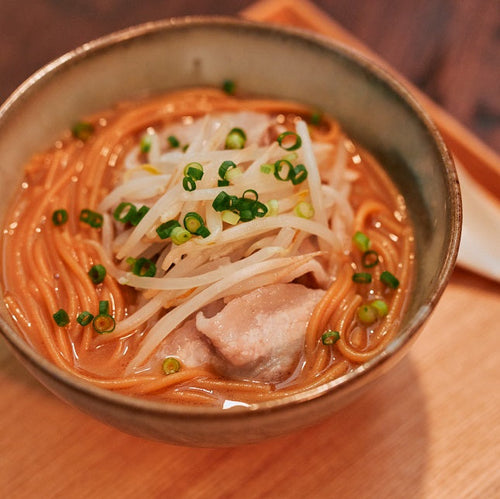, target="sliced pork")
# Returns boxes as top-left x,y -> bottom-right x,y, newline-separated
196,283 -> 325,382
